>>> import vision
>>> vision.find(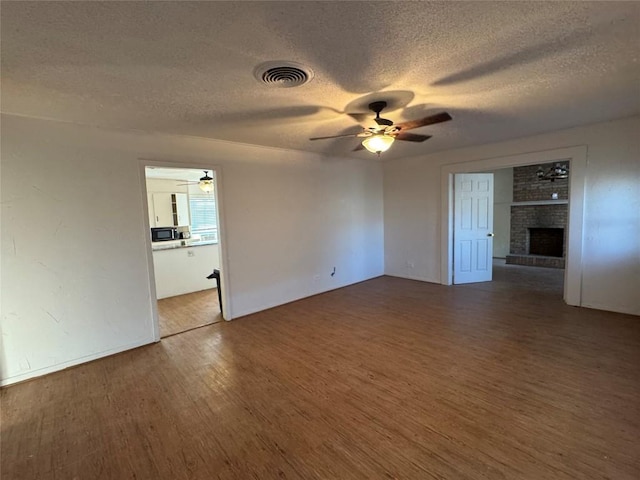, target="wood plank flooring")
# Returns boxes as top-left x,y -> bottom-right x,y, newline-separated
157,288 -> 222,338
2,268 -> 639,479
